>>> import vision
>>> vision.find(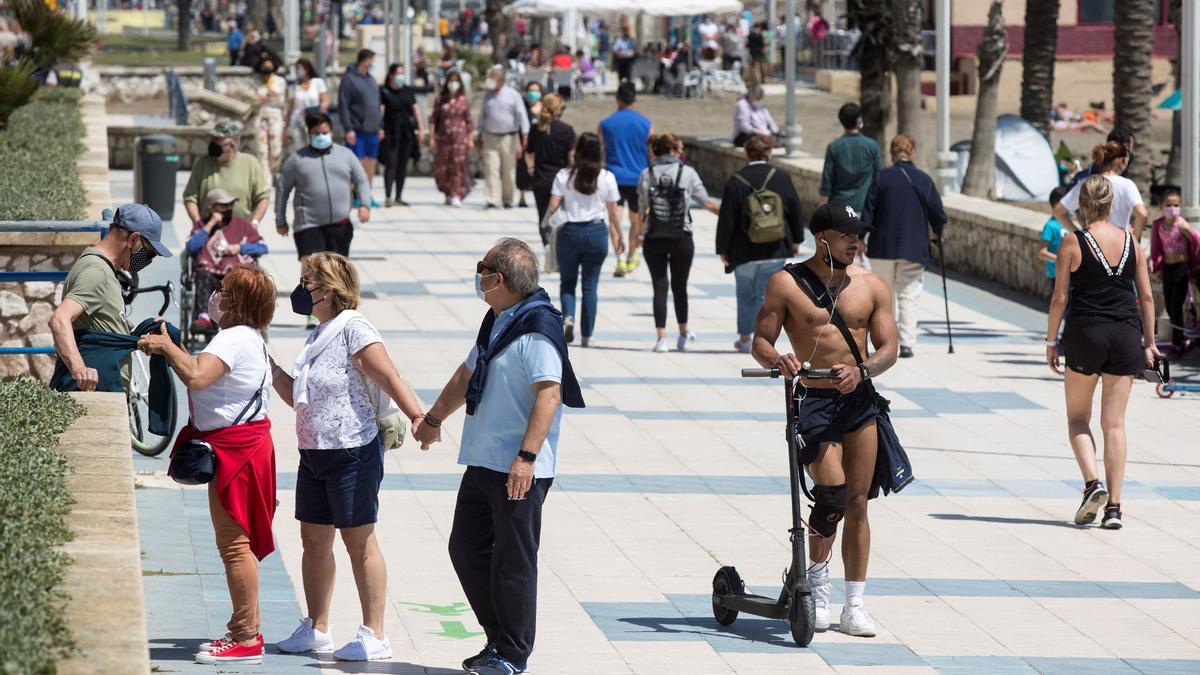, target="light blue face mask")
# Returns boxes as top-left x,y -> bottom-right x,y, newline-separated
474,272 -> 497,300
394,74 -> 407,87
310,132 -> 333,150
